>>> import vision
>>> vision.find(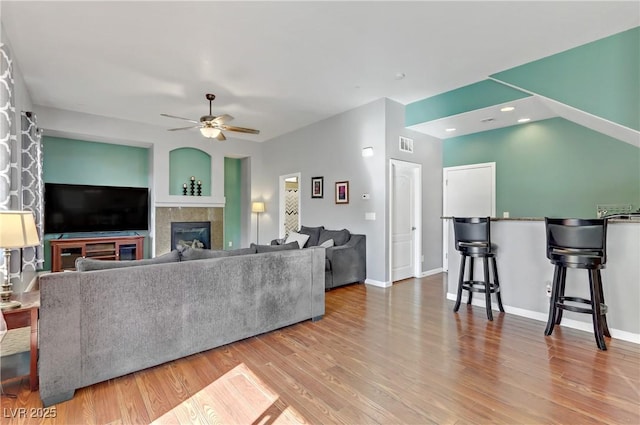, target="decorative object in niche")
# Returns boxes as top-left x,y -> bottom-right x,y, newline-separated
183,176 -> 203,196
311,177 -> 323,199
335,181 -> 349,204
